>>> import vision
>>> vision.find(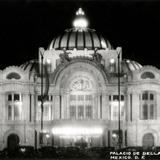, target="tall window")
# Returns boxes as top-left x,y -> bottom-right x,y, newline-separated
7,93 -> 22,121
78,105 -> 84,119
69,94 -> 93,119
140,91 -> 156,120
109,94 -> 125,121
69,77 -> 94,120
86,105 -> 92,119
70,105 -> 76,119
37,95 -> 52,121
